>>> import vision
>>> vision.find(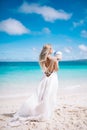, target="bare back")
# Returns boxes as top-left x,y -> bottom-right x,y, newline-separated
45,56 -> 58,73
